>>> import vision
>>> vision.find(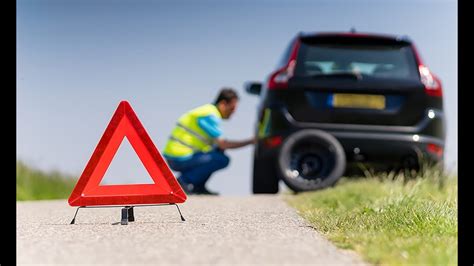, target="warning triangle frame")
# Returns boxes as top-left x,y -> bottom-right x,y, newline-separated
68,101 -> 187,207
